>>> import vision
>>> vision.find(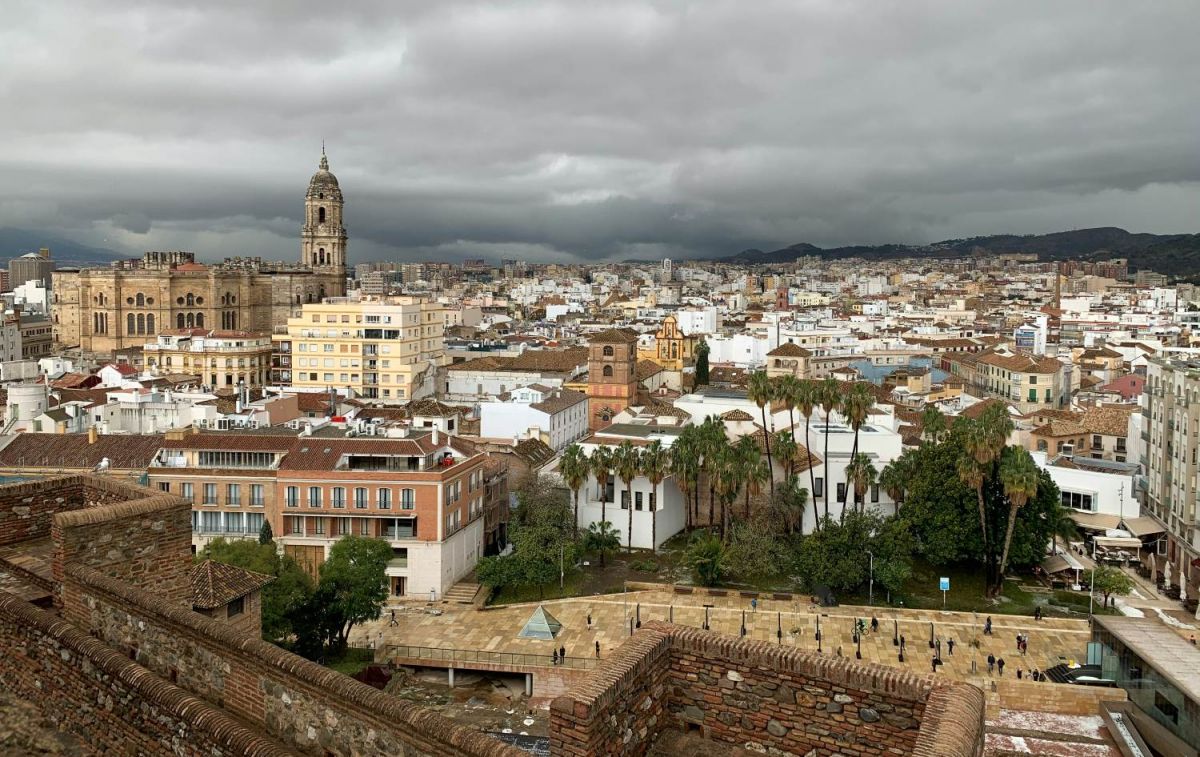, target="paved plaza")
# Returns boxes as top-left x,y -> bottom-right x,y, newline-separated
353,587 -> 1096,685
